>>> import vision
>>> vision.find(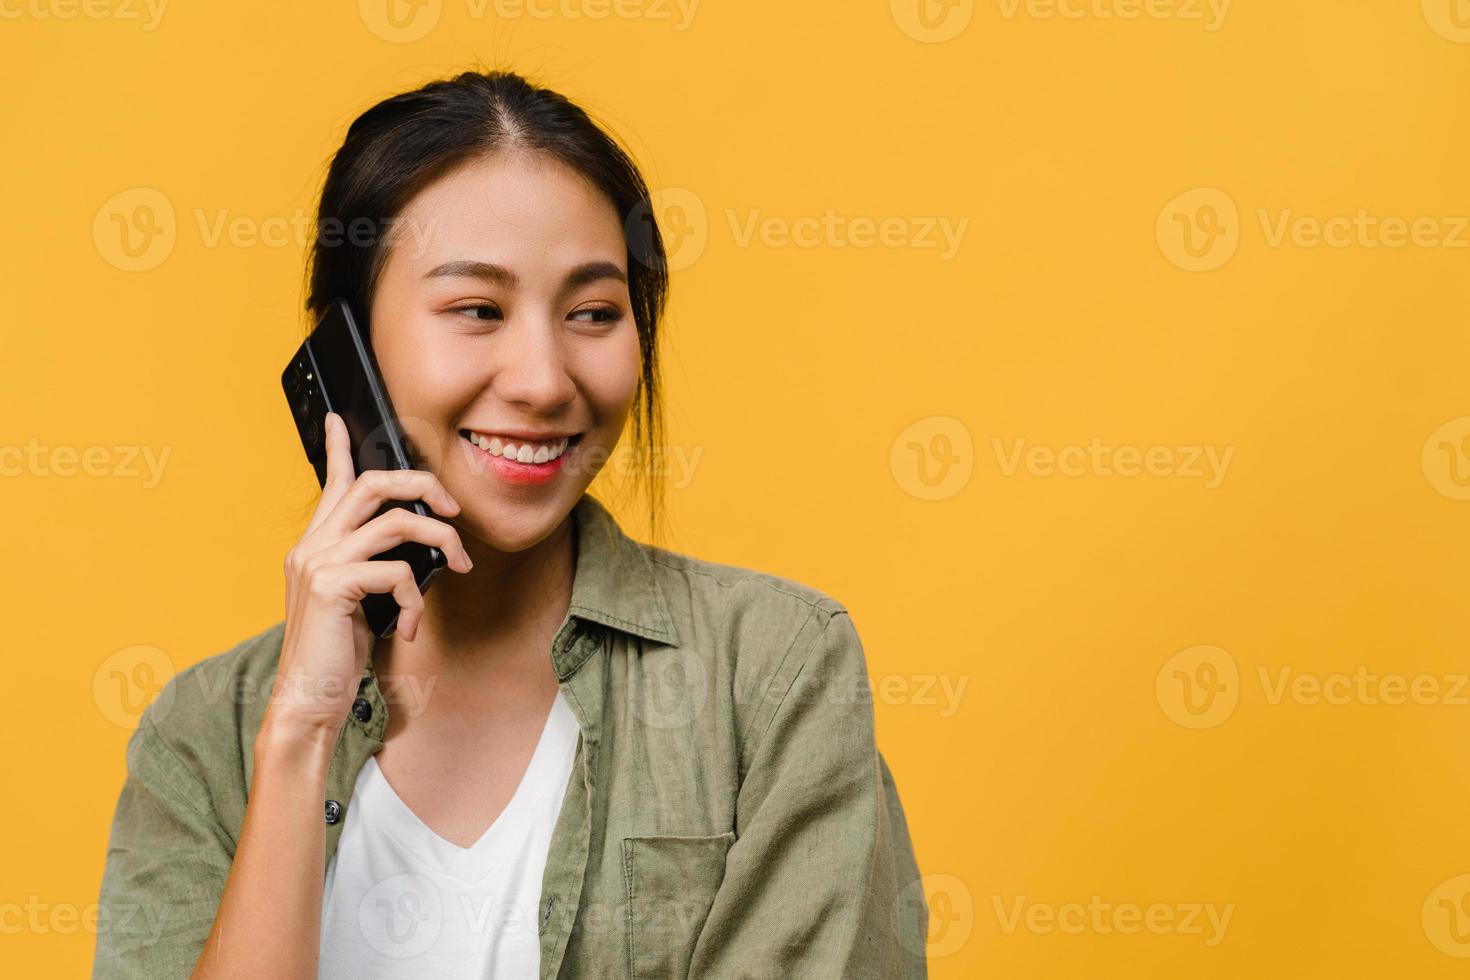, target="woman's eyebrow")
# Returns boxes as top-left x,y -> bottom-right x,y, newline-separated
564,260 -> 627,290
422,259 -> 627,289
424,259 -> 518,286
